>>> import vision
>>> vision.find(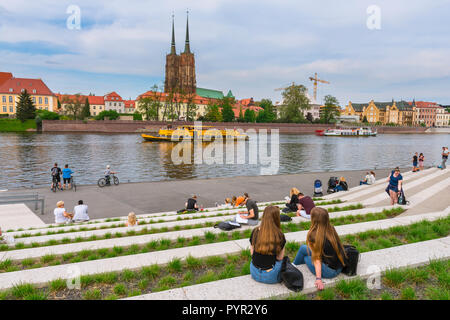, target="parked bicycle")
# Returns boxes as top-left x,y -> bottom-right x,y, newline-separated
67,175 -> 77,192
98,173 -> 119,187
